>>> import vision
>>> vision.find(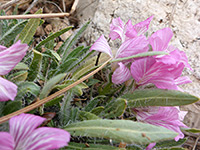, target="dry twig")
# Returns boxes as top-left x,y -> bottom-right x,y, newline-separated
0,13 -> 70,20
